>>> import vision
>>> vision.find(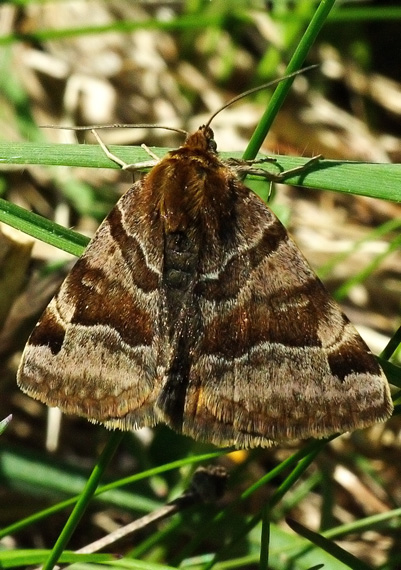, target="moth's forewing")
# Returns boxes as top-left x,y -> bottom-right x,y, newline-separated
17,178 -> 167,430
